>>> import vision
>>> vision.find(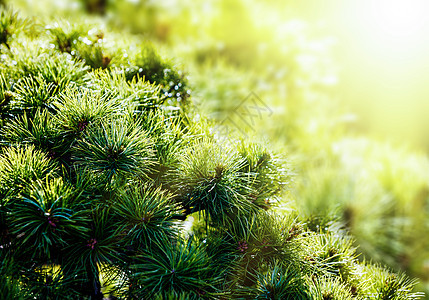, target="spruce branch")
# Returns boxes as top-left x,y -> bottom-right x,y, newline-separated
0,7 -> 28,51
124,41 -> 190,106
71,117 -> 156,183
53,86 -> 119,137
111,184 -> 179,249
127,237 -> 224,299
10,47 -> 88,92
7,177 -> 89,260
238,261 -> 311,300
0,109 -> 60,153
0,8 -> 424,299
172,139 -> 259,226
0,145 -> 57,196
13,76 -> 57,112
